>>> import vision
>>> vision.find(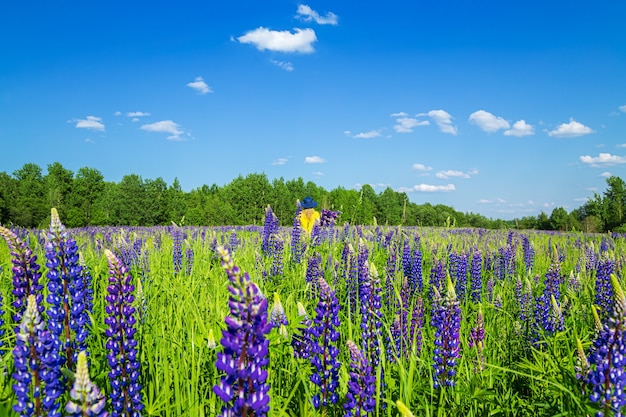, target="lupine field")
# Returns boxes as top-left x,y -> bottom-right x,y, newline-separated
0,205 -> 625,416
